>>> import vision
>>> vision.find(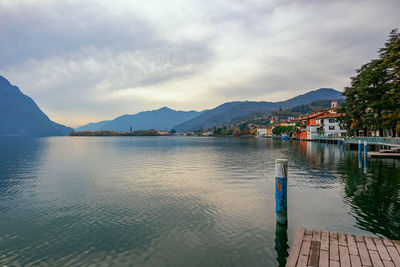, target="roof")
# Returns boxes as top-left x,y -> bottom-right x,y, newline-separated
319,113 -> 342,119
